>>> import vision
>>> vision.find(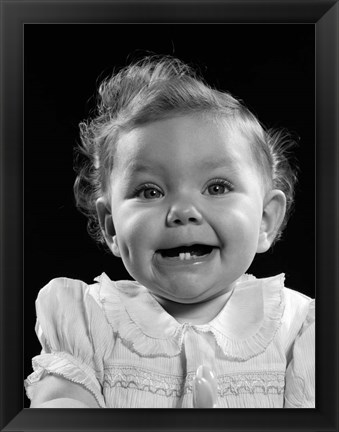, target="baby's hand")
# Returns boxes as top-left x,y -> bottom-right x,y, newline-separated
192,365 -> 218,408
